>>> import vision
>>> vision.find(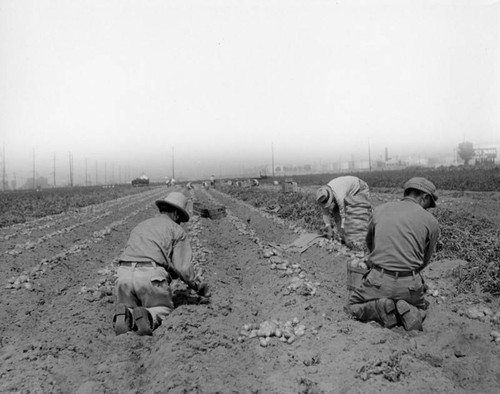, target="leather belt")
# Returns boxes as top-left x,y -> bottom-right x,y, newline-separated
372,265 -> 416,278
118,261 -> 155,267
